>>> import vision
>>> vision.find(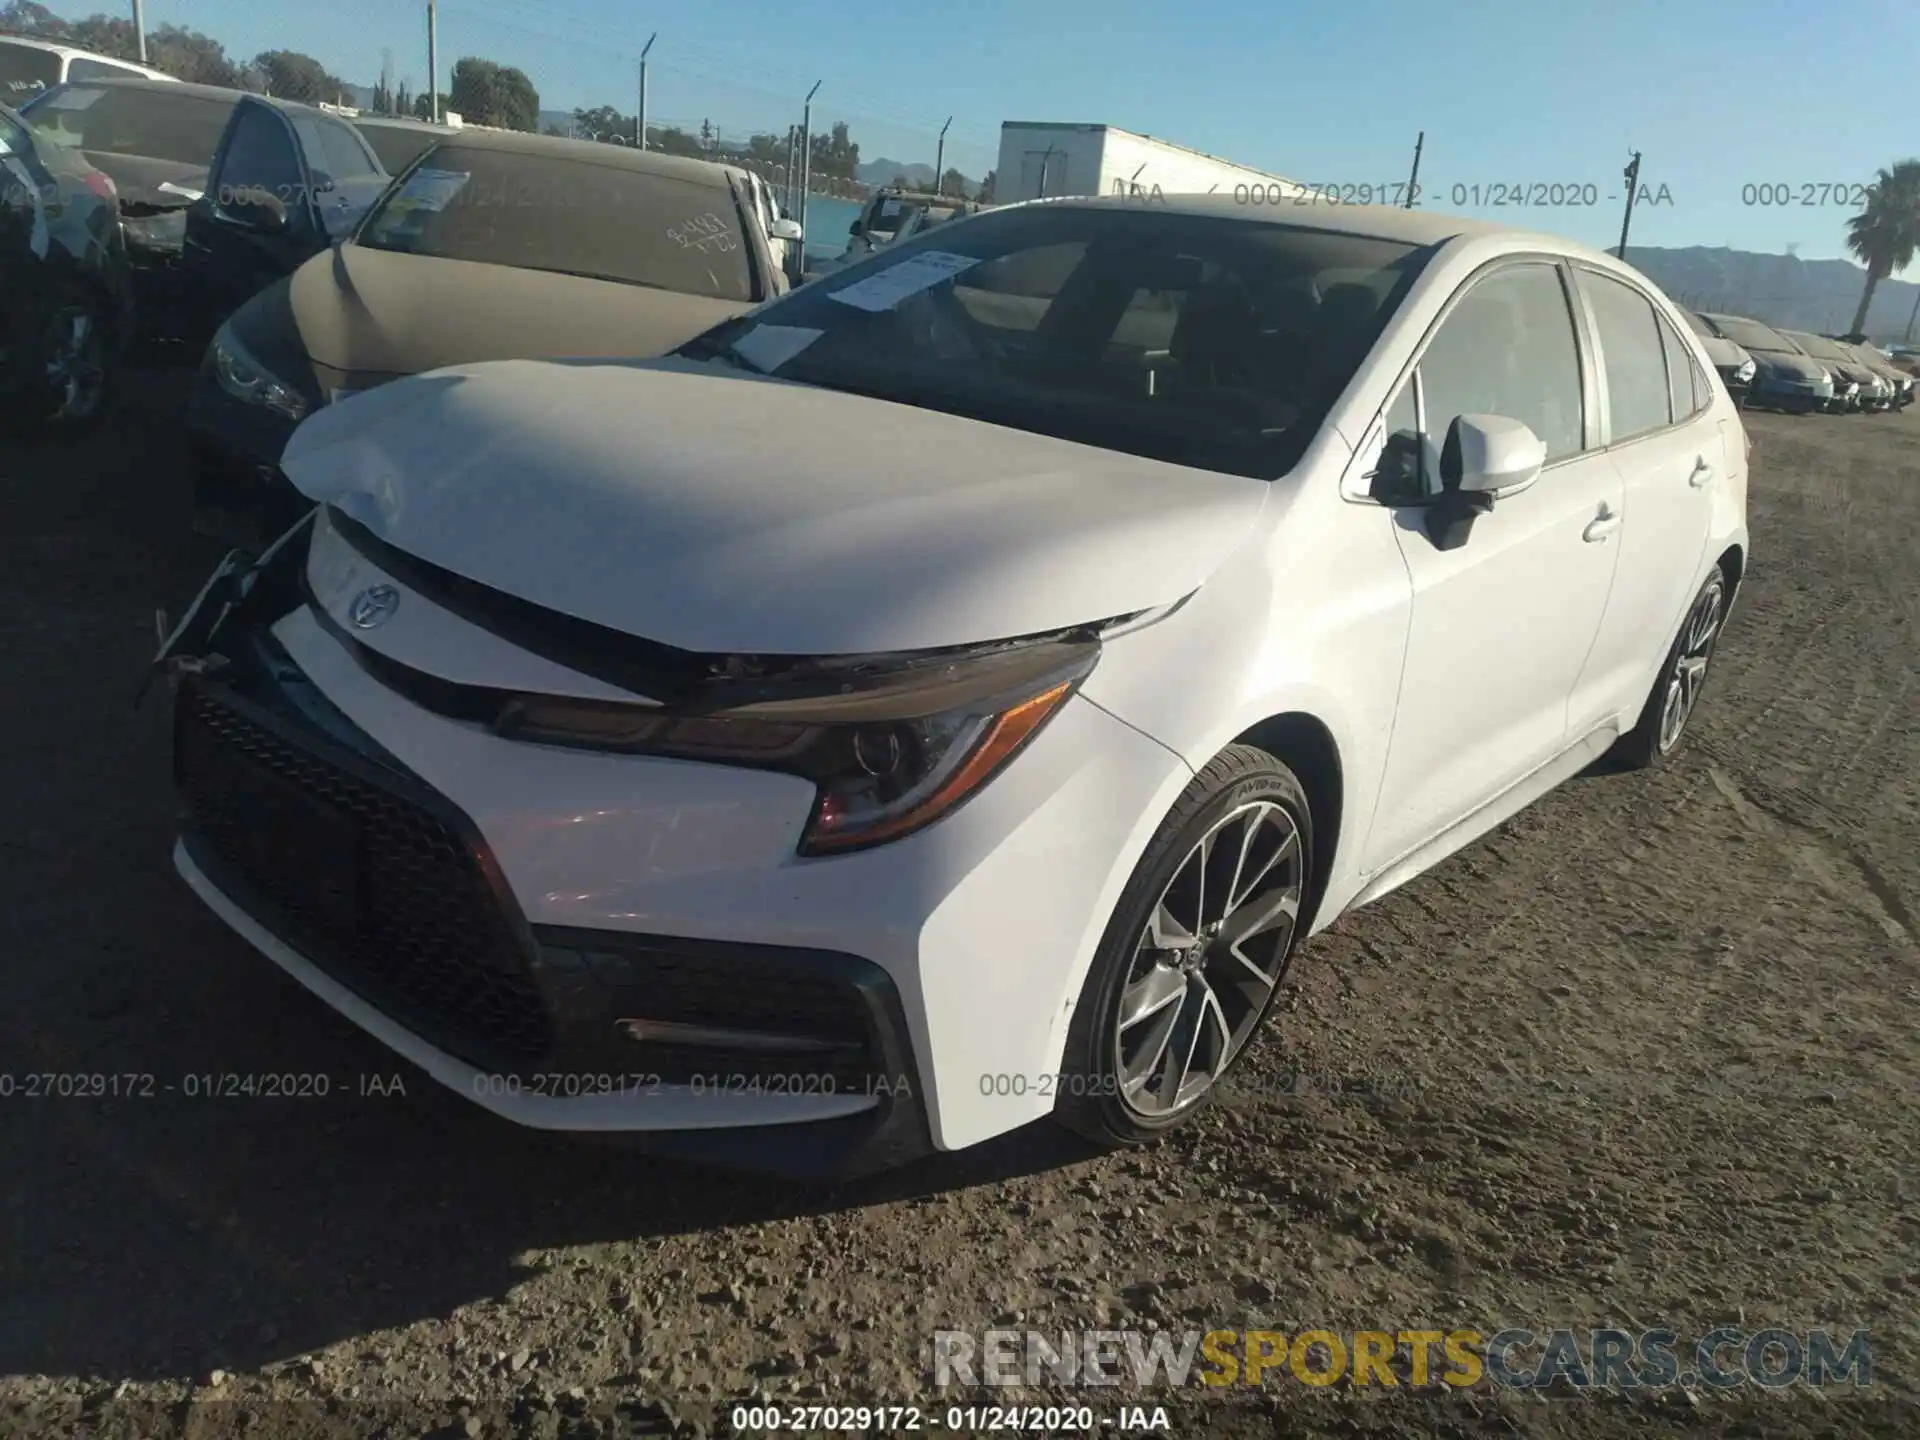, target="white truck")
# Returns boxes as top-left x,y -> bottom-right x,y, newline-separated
993,121 -> 1309,205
